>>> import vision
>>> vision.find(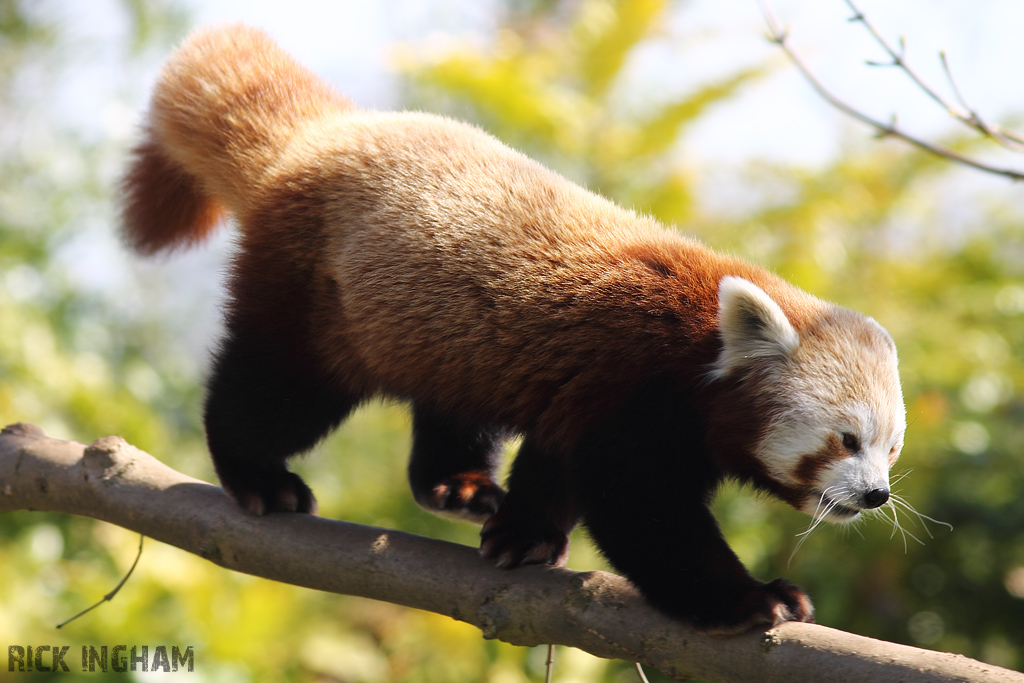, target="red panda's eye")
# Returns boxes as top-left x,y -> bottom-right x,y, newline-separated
841,433 -> 861,452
